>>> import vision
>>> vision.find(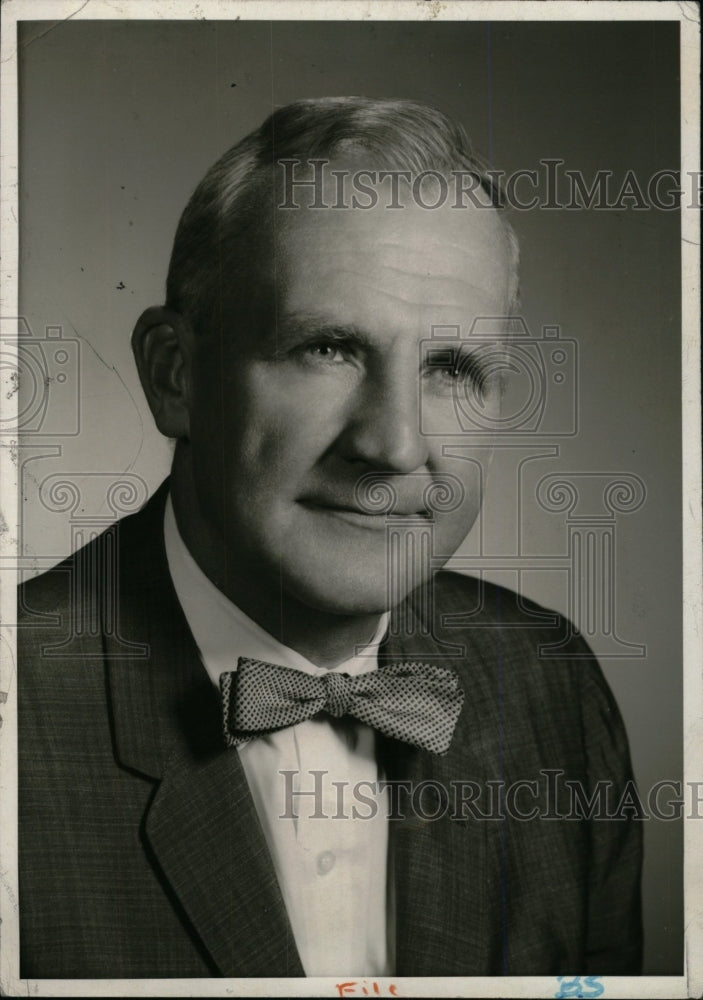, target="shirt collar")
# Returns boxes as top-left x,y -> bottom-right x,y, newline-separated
163,495 -> 389,688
